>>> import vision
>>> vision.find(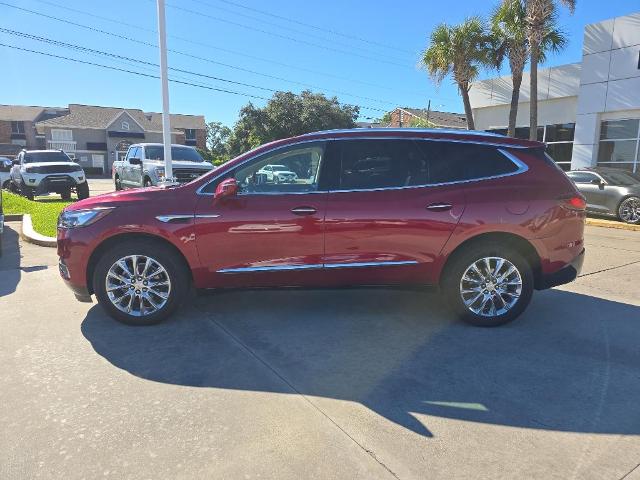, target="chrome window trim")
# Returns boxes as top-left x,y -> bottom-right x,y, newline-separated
217,260 -> 418,274
196,137 -> 531,196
